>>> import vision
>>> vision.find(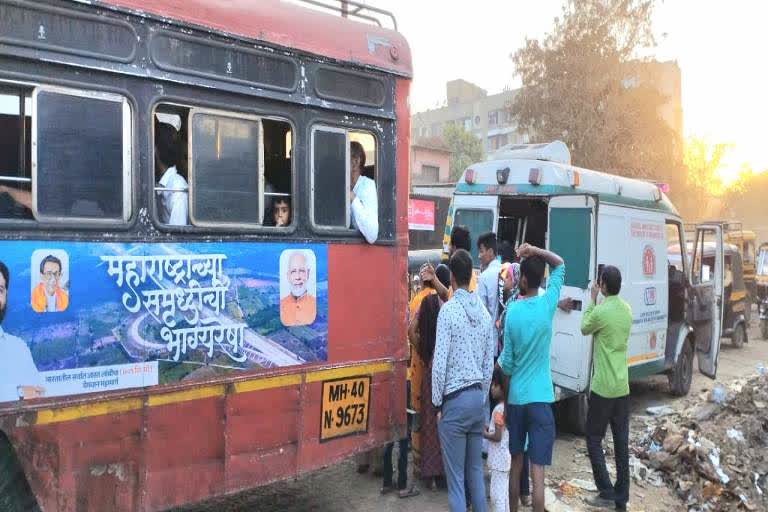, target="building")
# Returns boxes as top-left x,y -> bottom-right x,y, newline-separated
411,61 -> 683,161
411,79 -> 529,154
410,142 -> 451,185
